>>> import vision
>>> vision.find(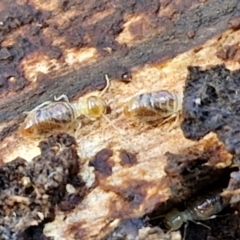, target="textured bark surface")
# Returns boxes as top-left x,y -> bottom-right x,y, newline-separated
0,0 -> 240,239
